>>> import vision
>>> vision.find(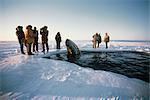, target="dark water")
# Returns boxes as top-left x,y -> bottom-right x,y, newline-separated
44,51 -> 150,83
0,41 -> 149,82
